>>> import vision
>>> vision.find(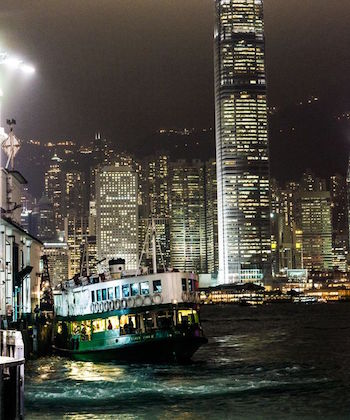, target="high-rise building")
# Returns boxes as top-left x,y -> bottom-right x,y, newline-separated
96,166 -> 138,270
169,160 -> 206,273
301,169 -> 327,193
139,155 -> 171,269
205,159 -> 219,274
63,169 -> 86,218
271,213 -> 303,274
295,191 -> 333,271
270,180 -> 303,275
43,241 -> 70,286
64,216 -> 88,277
62,168 -> 88,276
214,0 -> 271,284
44,154 -> 64,232
330,174 -> 348,271
35,195 -> 56,241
